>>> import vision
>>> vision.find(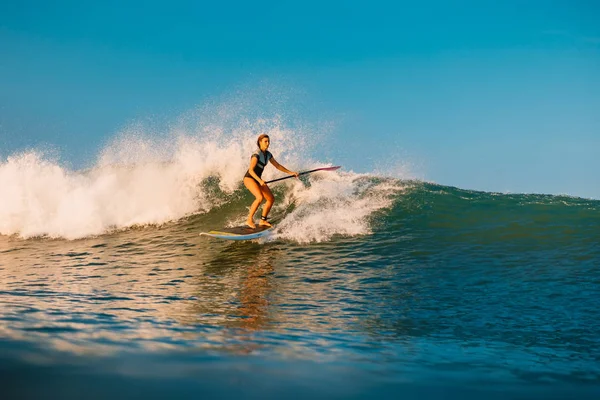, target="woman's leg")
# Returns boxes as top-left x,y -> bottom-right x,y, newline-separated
259,185 -> 275,227
244,177 -> 264,228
